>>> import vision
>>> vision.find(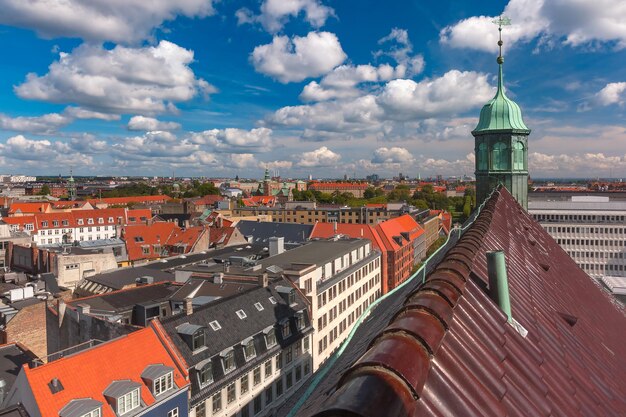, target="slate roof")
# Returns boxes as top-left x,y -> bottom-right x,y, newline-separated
75,266 -> 173,295
0,405 -> 29,417
68,282 -> 180,313
159,278 -> 312,405
306,187 -> 626,417
237,220 -> 314,244
0,343 -> 37,391
169,278 -> 254,302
